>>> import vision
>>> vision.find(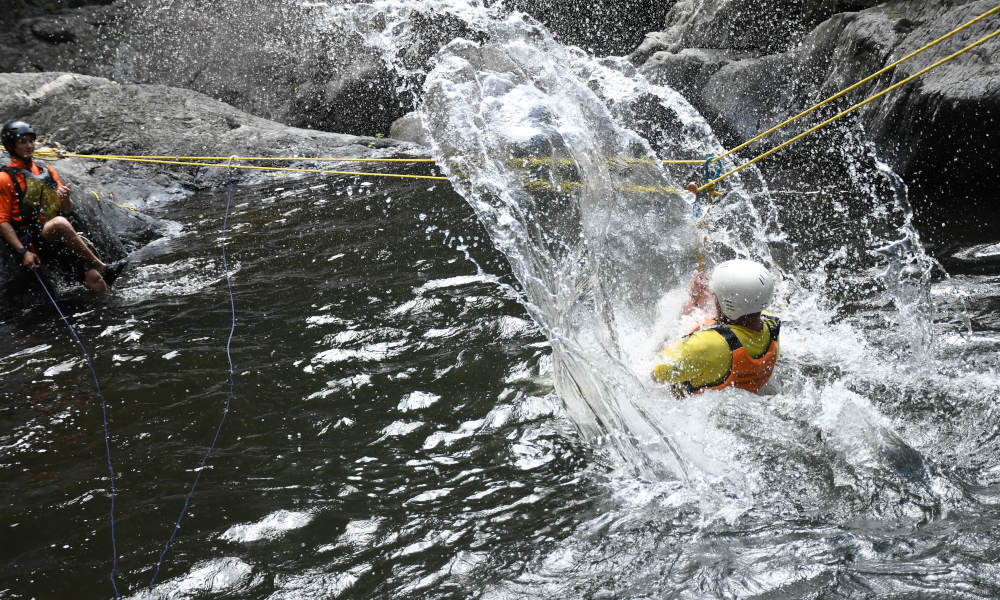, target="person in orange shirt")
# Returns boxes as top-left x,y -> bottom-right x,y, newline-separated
652,259 -> 780,395
0,121 -> 125,294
